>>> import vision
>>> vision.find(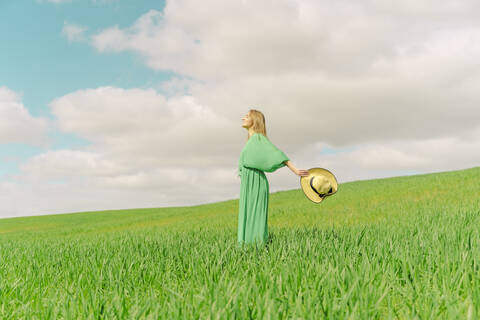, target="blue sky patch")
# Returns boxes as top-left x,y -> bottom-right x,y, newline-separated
0,0 -> 174,177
